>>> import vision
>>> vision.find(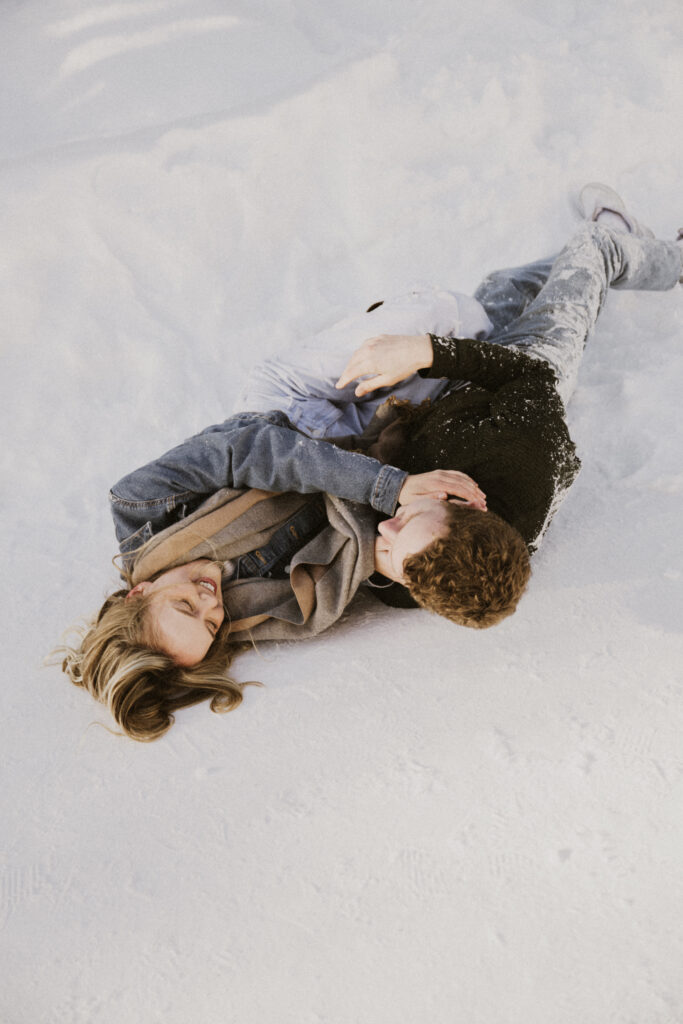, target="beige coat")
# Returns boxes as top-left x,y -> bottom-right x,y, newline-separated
130,486 -> 378,641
